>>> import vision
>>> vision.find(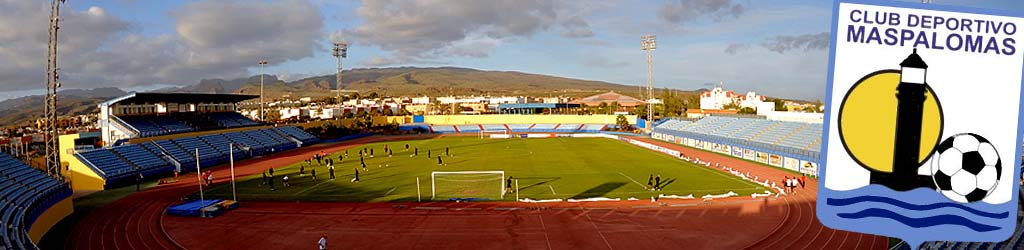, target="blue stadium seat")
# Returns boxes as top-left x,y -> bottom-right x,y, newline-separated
555,124 -> 582,132
0,153 -> 71,250
580,124 -> 607,132
271,126 -> 318,144
506,124 -> 532,132
529,124 -> 557,132
481,124 -> 507,132
431,125 -> 457,133
455,125 -> 481,133
653,117 -> 823,159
